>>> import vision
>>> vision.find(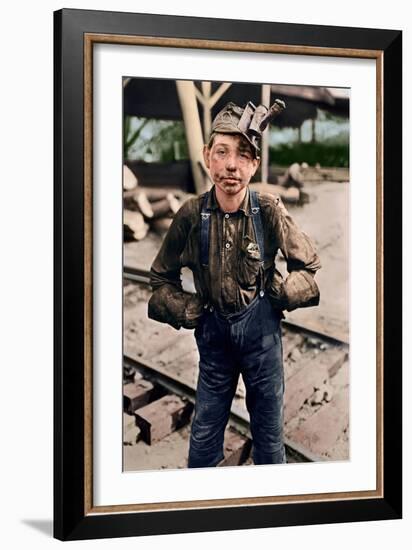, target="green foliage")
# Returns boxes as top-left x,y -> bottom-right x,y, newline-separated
269,142 -> 349,168
124,117 -> 189,162
124,116 -> 150,159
